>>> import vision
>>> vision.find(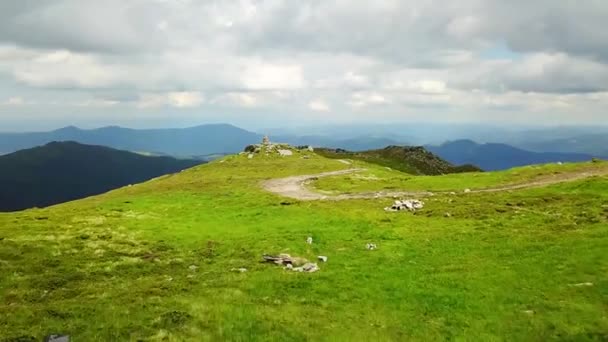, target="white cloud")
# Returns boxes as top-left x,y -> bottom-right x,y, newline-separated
167,91 -> 204,108
239,62 -> 305,90
308,99 -> 330,112
348,92 -> 388,108
137,91 -> 204,109
3,96 -> 24,105
0,1 -> 607,127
